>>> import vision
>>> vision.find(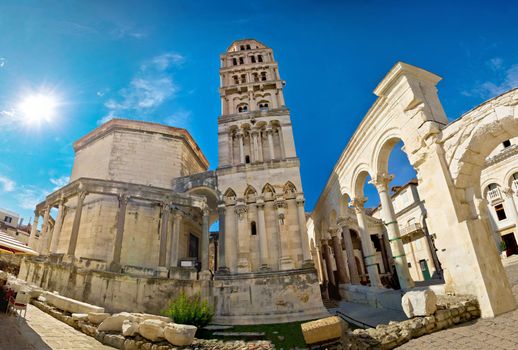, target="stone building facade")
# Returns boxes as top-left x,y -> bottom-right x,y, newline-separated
21,39 -> 327,325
